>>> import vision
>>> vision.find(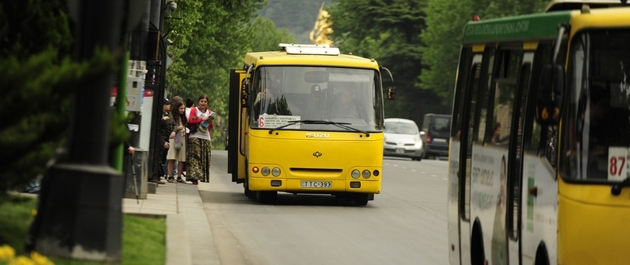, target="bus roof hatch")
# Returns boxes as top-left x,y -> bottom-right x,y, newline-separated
278,43 -> 340,56
546,0 -> 629,12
